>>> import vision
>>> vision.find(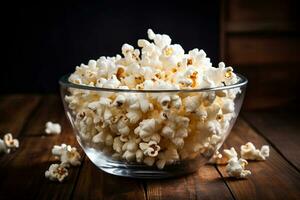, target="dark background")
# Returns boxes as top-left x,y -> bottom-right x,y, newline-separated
1,1 -> 219,93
